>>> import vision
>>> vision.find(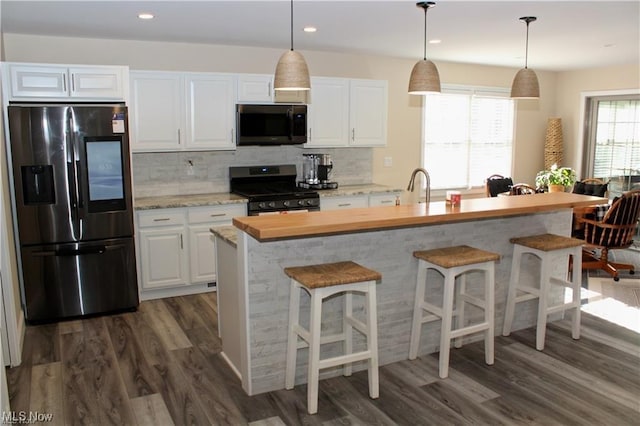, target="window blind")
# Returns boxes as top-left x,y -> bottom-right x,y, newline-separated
423,87 -> 514,190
